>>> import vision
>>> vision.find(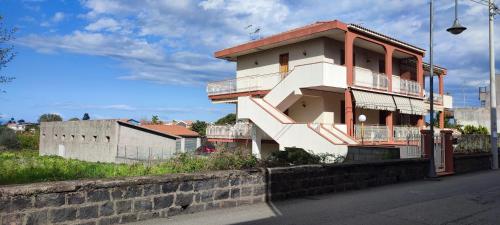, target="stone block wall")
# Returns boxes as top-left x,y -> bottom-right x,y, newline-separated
267,159 -> 428,200
0,170 -> 265,225
453,153 -> 492,174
